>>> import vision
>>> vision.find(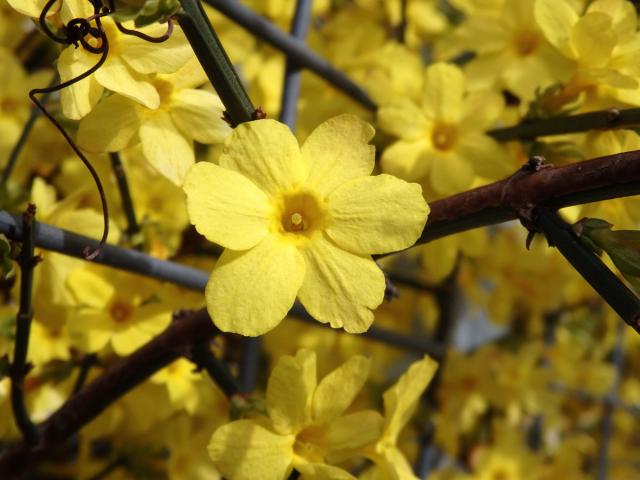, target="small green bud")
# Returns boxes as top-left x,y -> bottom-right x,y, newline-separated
229,393 -> 267,420
111,0 -> 180,27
